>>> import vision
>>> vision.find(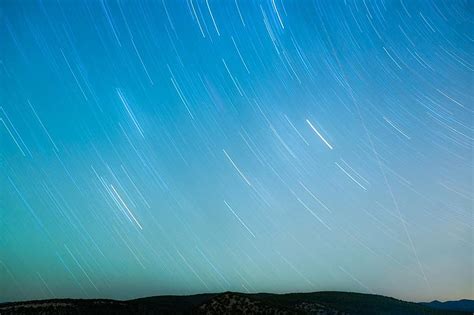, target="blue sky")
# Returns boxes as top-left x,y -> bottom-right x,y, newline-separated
1,0 -> 472,302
